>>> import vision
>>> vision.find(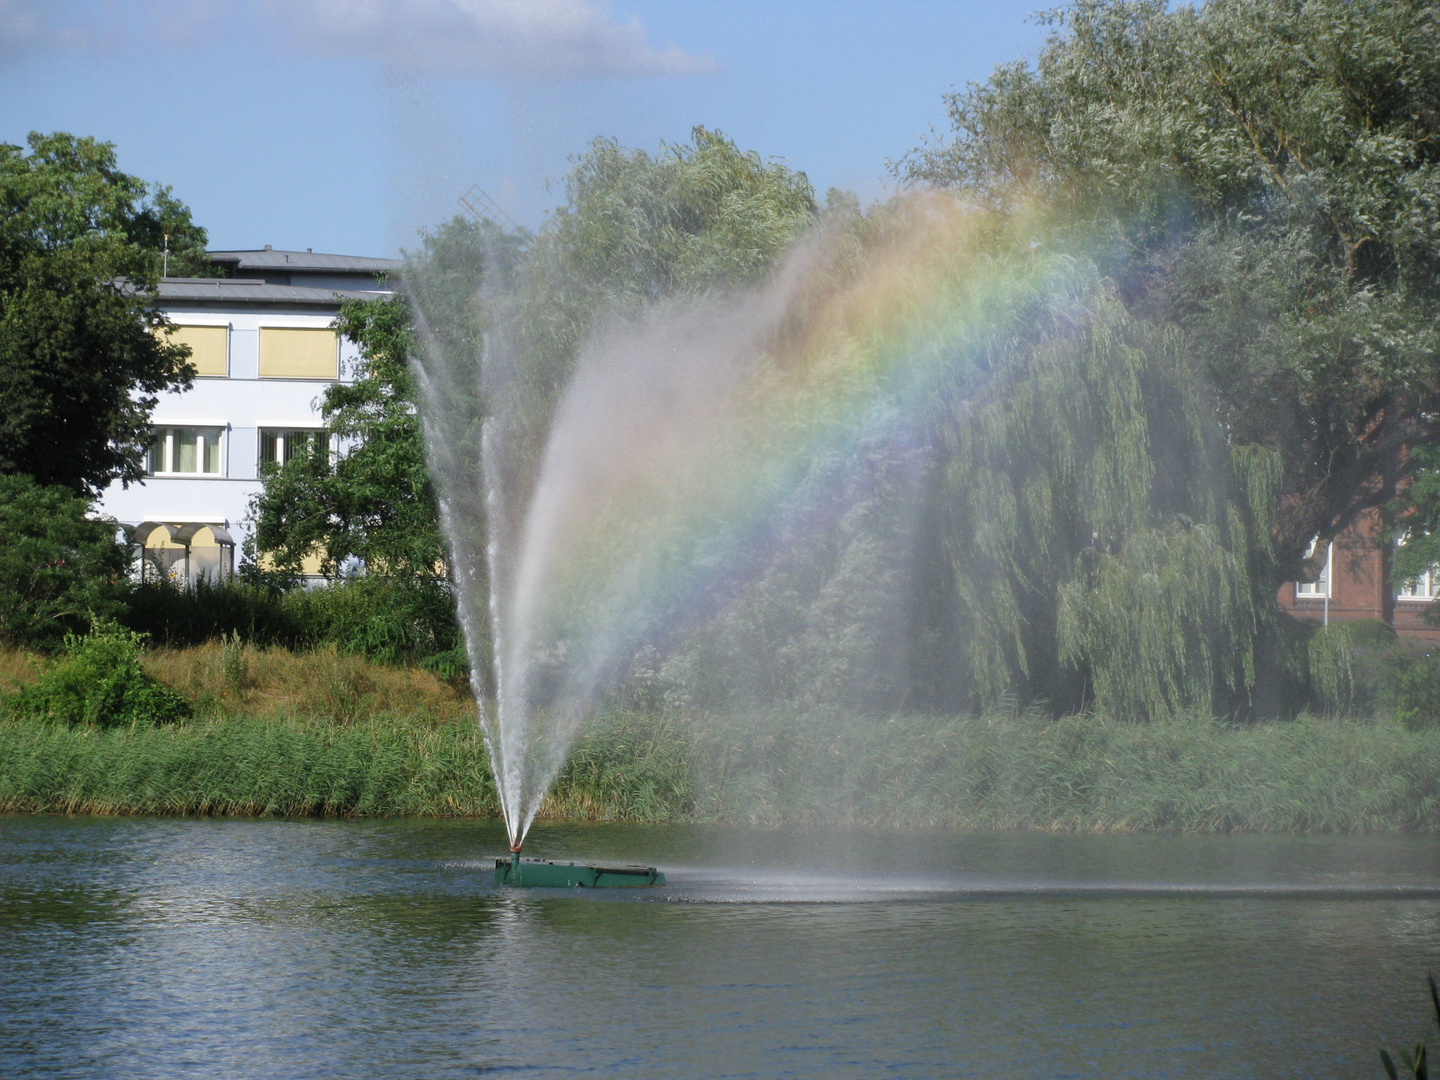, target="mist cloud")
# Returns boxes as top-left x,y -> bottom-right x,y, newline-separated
271,0 -> 720,79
